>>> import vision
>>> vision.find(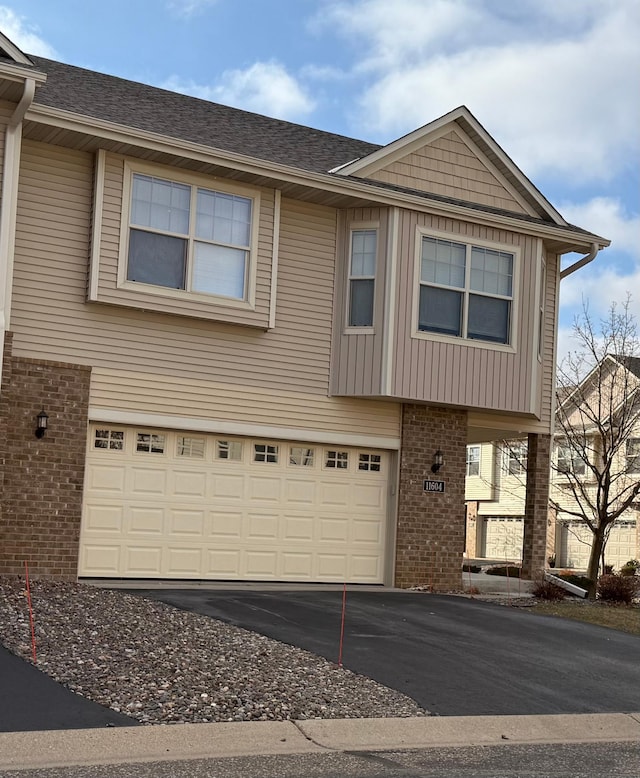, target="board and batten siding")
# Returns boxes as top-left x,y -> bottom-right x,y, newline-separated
10,140 -> 401,442
392,210 -> 541,417
331,207 -> 389,397
368,131 -> 528,215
